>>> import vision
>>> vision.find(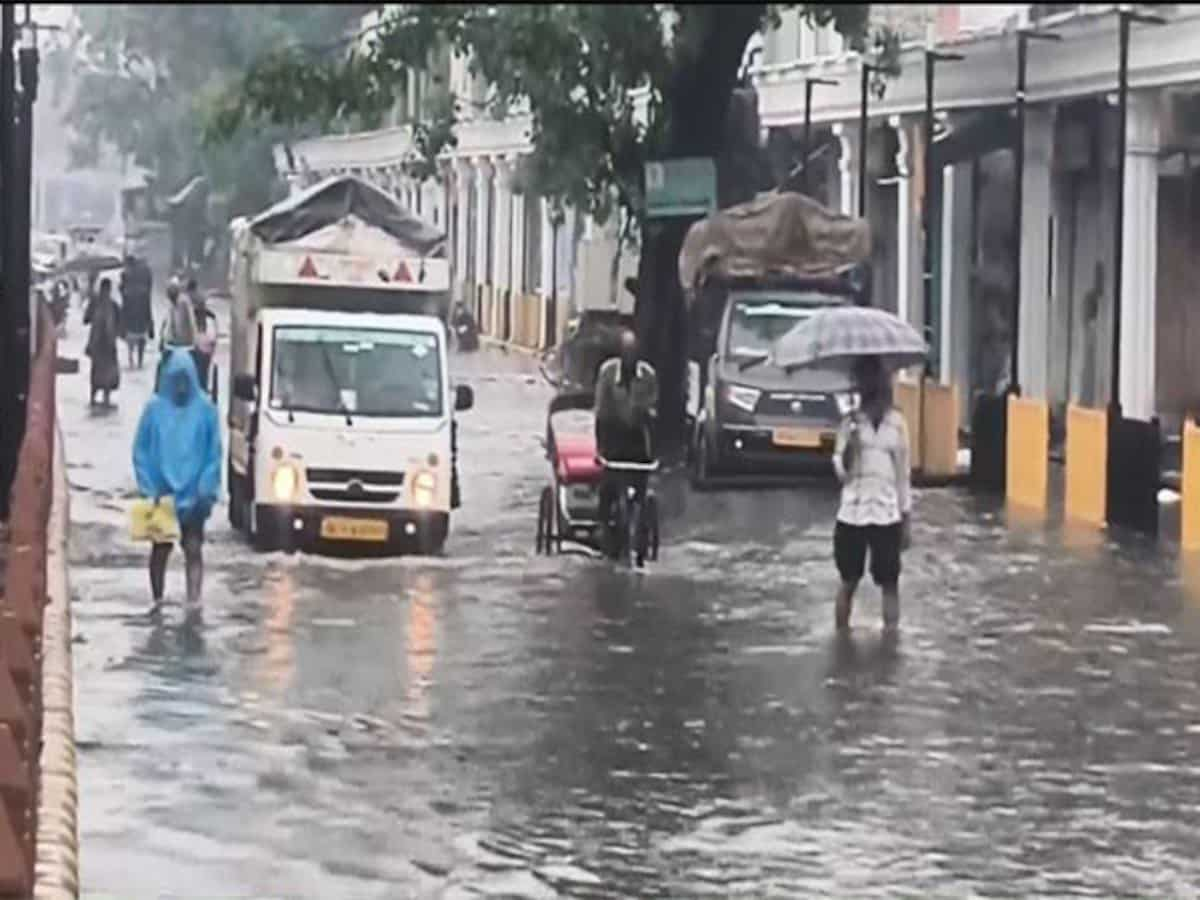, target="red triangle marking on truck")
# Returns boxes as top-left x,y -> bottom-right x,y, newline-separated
298,256 -> 320,279
393,260 -> 413,282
